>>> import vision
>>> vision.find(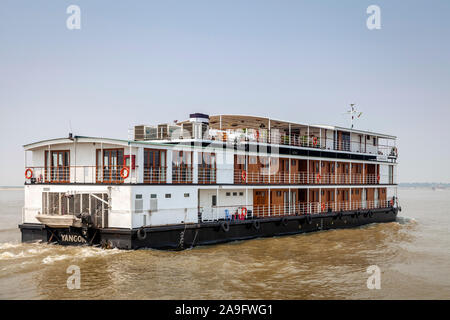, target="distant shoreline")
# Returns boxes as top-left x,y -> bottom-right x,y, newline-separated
0,186 -> 24,190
